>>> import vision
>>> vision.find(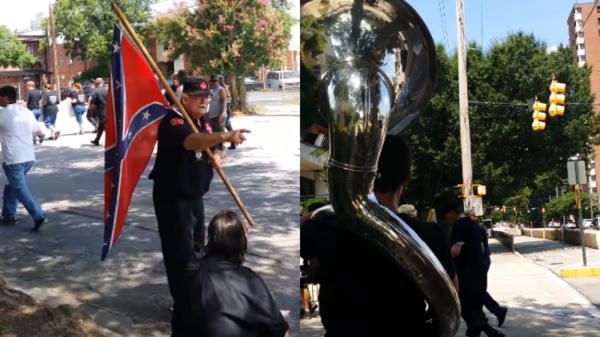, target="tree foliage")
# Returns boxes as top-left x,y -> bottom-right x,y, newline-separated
153,0 -> 295,76
545,191 -> 596,221
47,0 -> 155,61
0,26 -> 37,68
402,32 -> 600,213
